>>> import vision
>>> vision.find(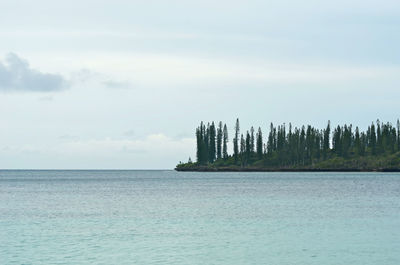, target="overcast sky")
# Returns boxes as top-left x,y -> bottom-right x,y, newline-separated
0,0 -> 399,169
